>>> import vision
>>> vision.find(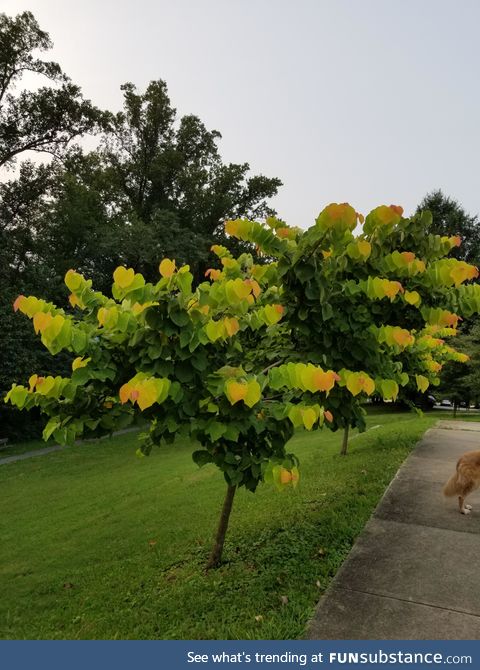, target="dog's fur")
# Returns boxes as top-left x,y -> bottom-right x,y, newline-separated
443,450 -> 480,514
